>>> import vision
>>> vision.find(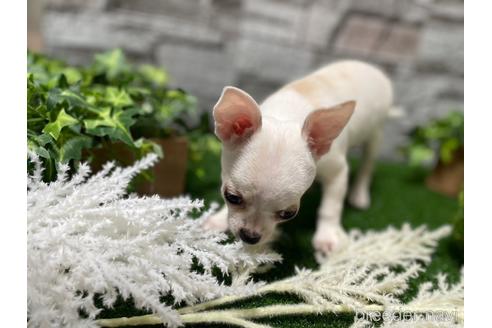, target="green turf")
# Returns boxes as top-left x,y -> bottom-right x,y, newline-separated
99,159 -> 462,327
